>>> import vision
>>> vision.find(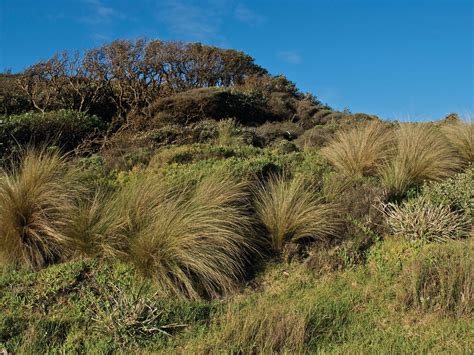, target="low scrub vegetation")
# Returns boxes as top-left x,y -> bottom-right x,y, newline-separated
0,39 -> 472,353
384,196 -> 471,242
